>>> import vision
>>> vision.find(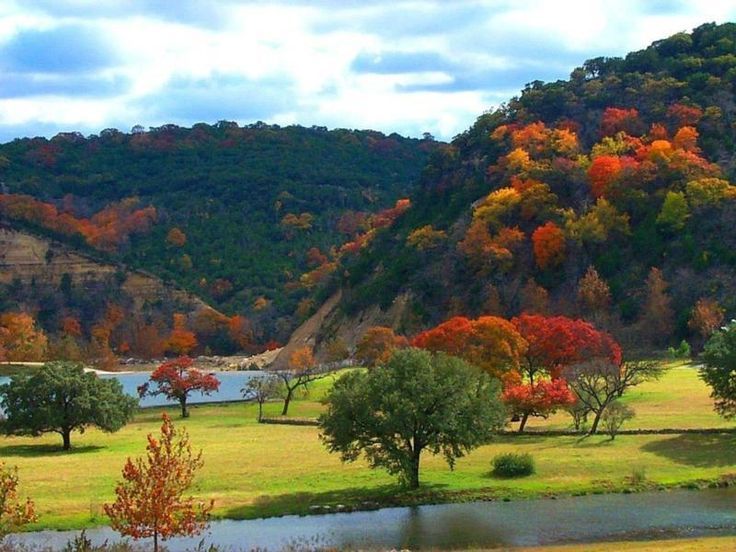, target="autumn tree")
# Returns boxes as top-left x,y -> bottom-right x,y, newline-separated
0,462 -> 36,538
355,326 -> 408,368
577,266 -> 611,315
320,349 -> 505,489
509,314 -> 621,431
166,227 -> 187,247
502,379 -> 576,432
639,268 -> 675,346
0,362 -> 137,450
105,414 -> 212,552
532,222 -> 566,270
269,346 -> 330,415
0,313 -> 48,362
412,316 -> 526,382
166,314 -> 198,356
688,298 -> 725,349
138,357 -> 220,418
